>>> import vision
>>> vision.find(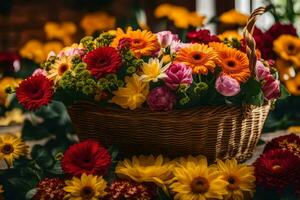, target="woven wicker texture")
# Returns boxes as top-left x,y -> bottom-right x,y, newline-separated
68,6 -> 271,162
